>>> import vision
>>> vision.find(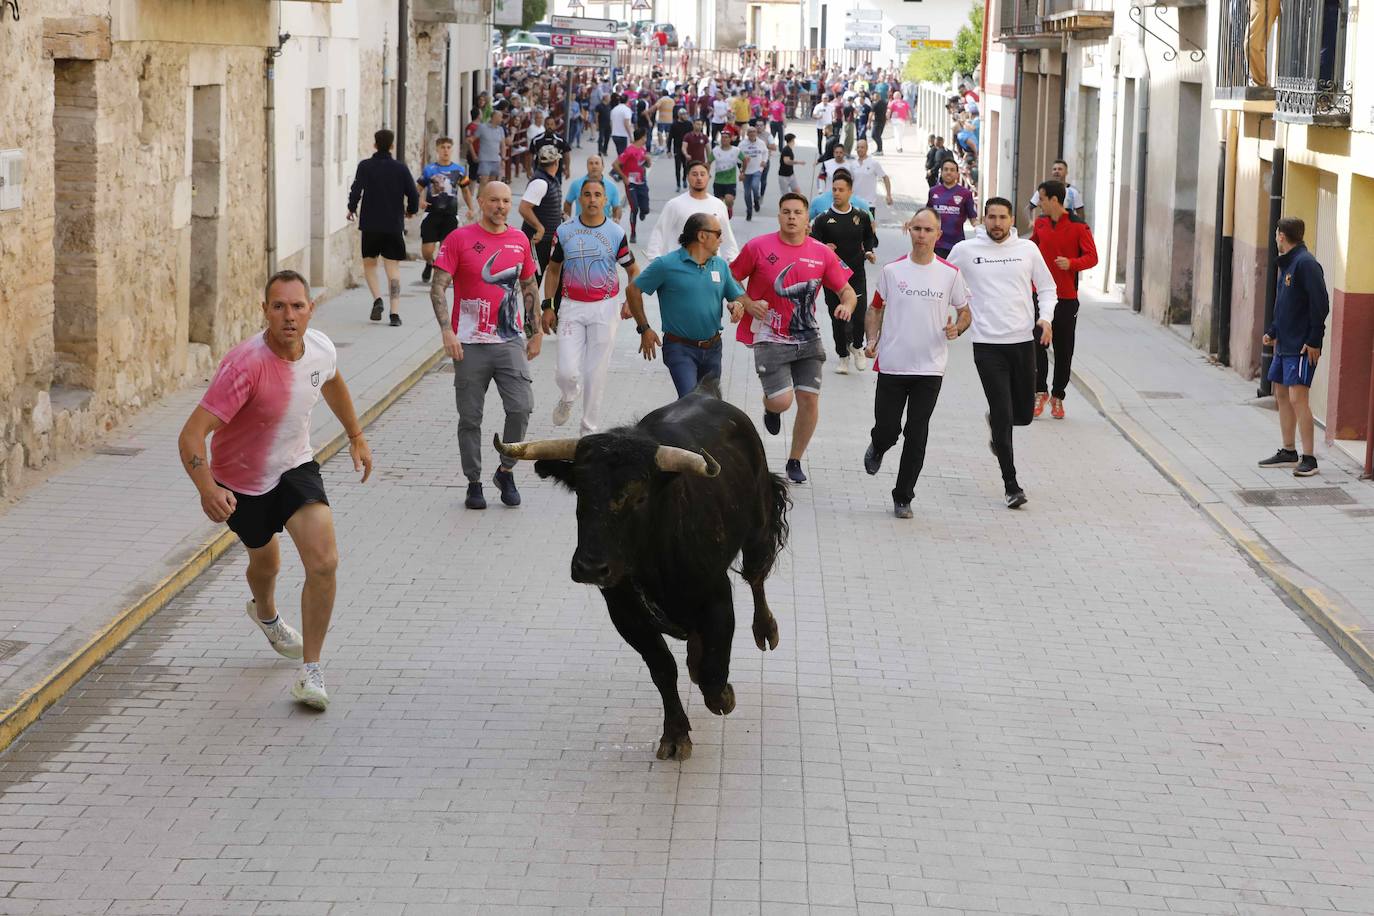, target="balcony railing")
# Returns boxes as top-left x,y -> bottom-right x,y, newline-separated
999,0 -> 1043,36
1042,0 -> 1115,31
1274,0 -> 1351,125
1215,0 -> 1275,102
